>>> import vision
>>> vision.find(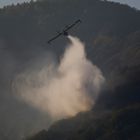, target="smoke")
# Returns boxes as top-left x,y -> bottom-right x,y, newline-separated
13,36 -> 105,120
